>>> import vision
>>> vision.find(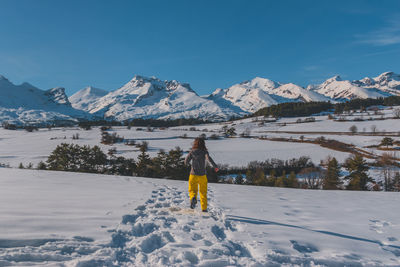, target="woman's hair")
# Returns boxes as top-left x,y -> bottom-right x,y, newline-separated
192,137 -> 207,151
